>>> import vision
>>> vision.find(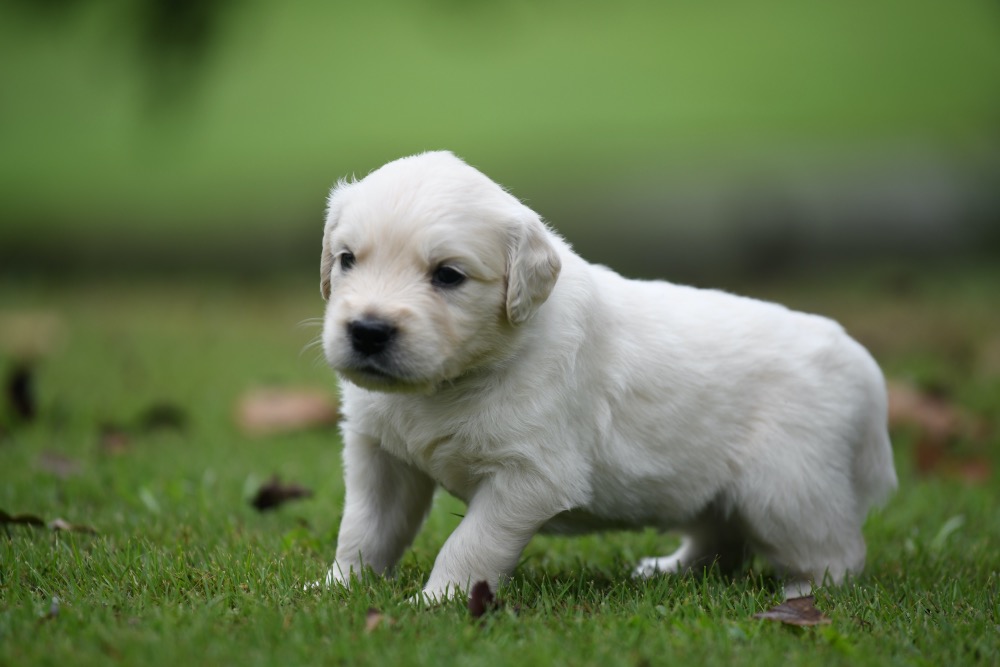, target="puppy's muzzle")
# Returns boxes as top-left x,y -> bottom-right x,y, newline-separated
347,317 -> 398,357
